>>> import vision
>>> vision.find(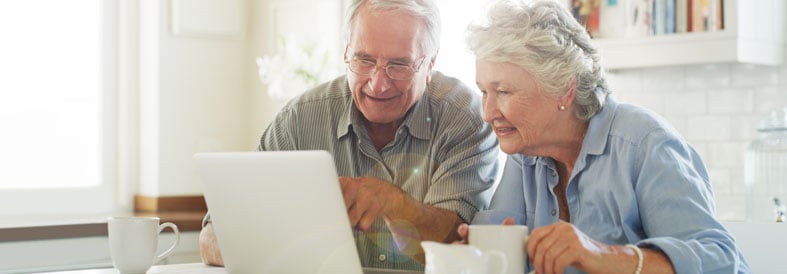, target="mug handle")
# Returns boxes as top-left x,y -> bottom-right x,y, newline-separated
484,250 -> 508,274
153,222 -> 180,264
